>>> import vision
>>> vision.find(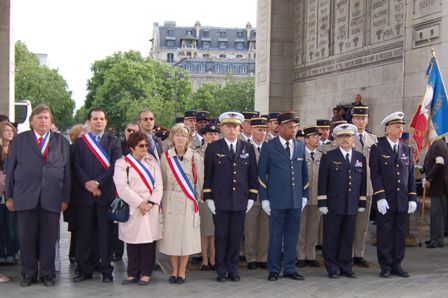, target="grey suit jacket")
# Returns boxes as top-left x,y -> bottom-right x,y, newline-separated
5,130 -> 71,213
